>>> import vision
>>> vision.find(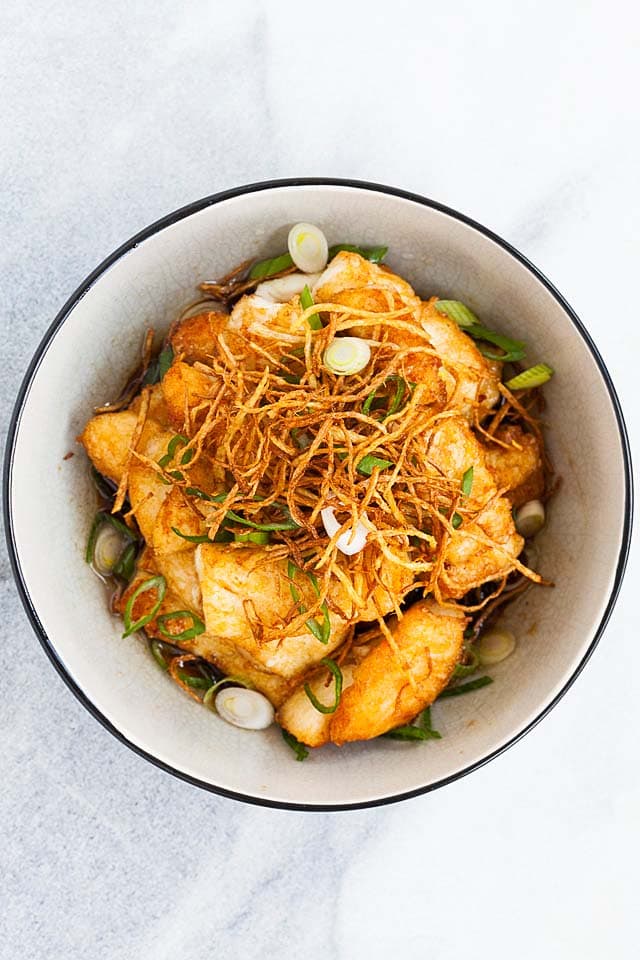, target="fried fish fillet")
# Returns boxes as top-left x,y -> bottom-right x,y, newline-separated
277,600 -> 465,746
